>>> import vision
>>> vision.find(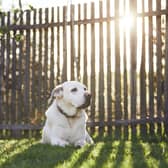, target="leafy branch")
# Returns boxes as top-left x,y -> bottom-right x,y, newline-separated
0,0 -> 34,41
